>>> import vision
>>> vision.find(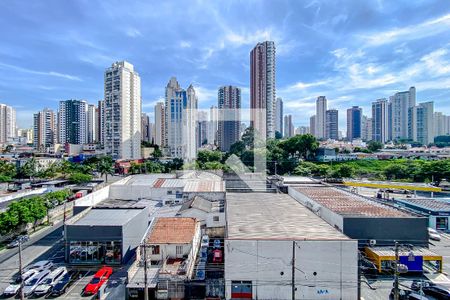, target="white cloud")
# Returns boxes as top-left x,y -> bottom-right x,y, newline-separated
0,62 -> 82,81
180,41 -> 191,48
194,85 -> 217,104
125,28 -> 143,38
363,13 -> 450,46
